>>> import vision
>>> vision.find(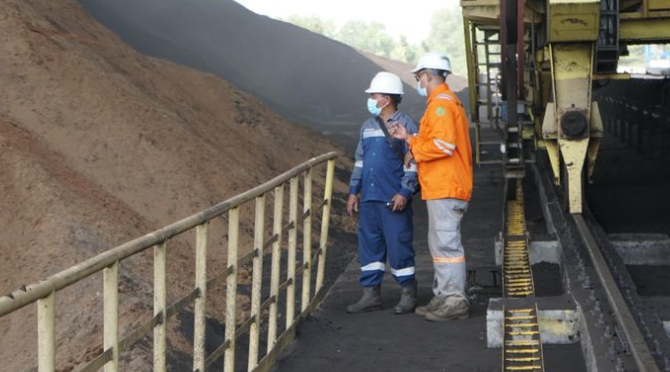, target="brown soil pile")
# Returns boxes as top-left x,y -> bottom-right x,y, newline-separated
0,1 -> 354,371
